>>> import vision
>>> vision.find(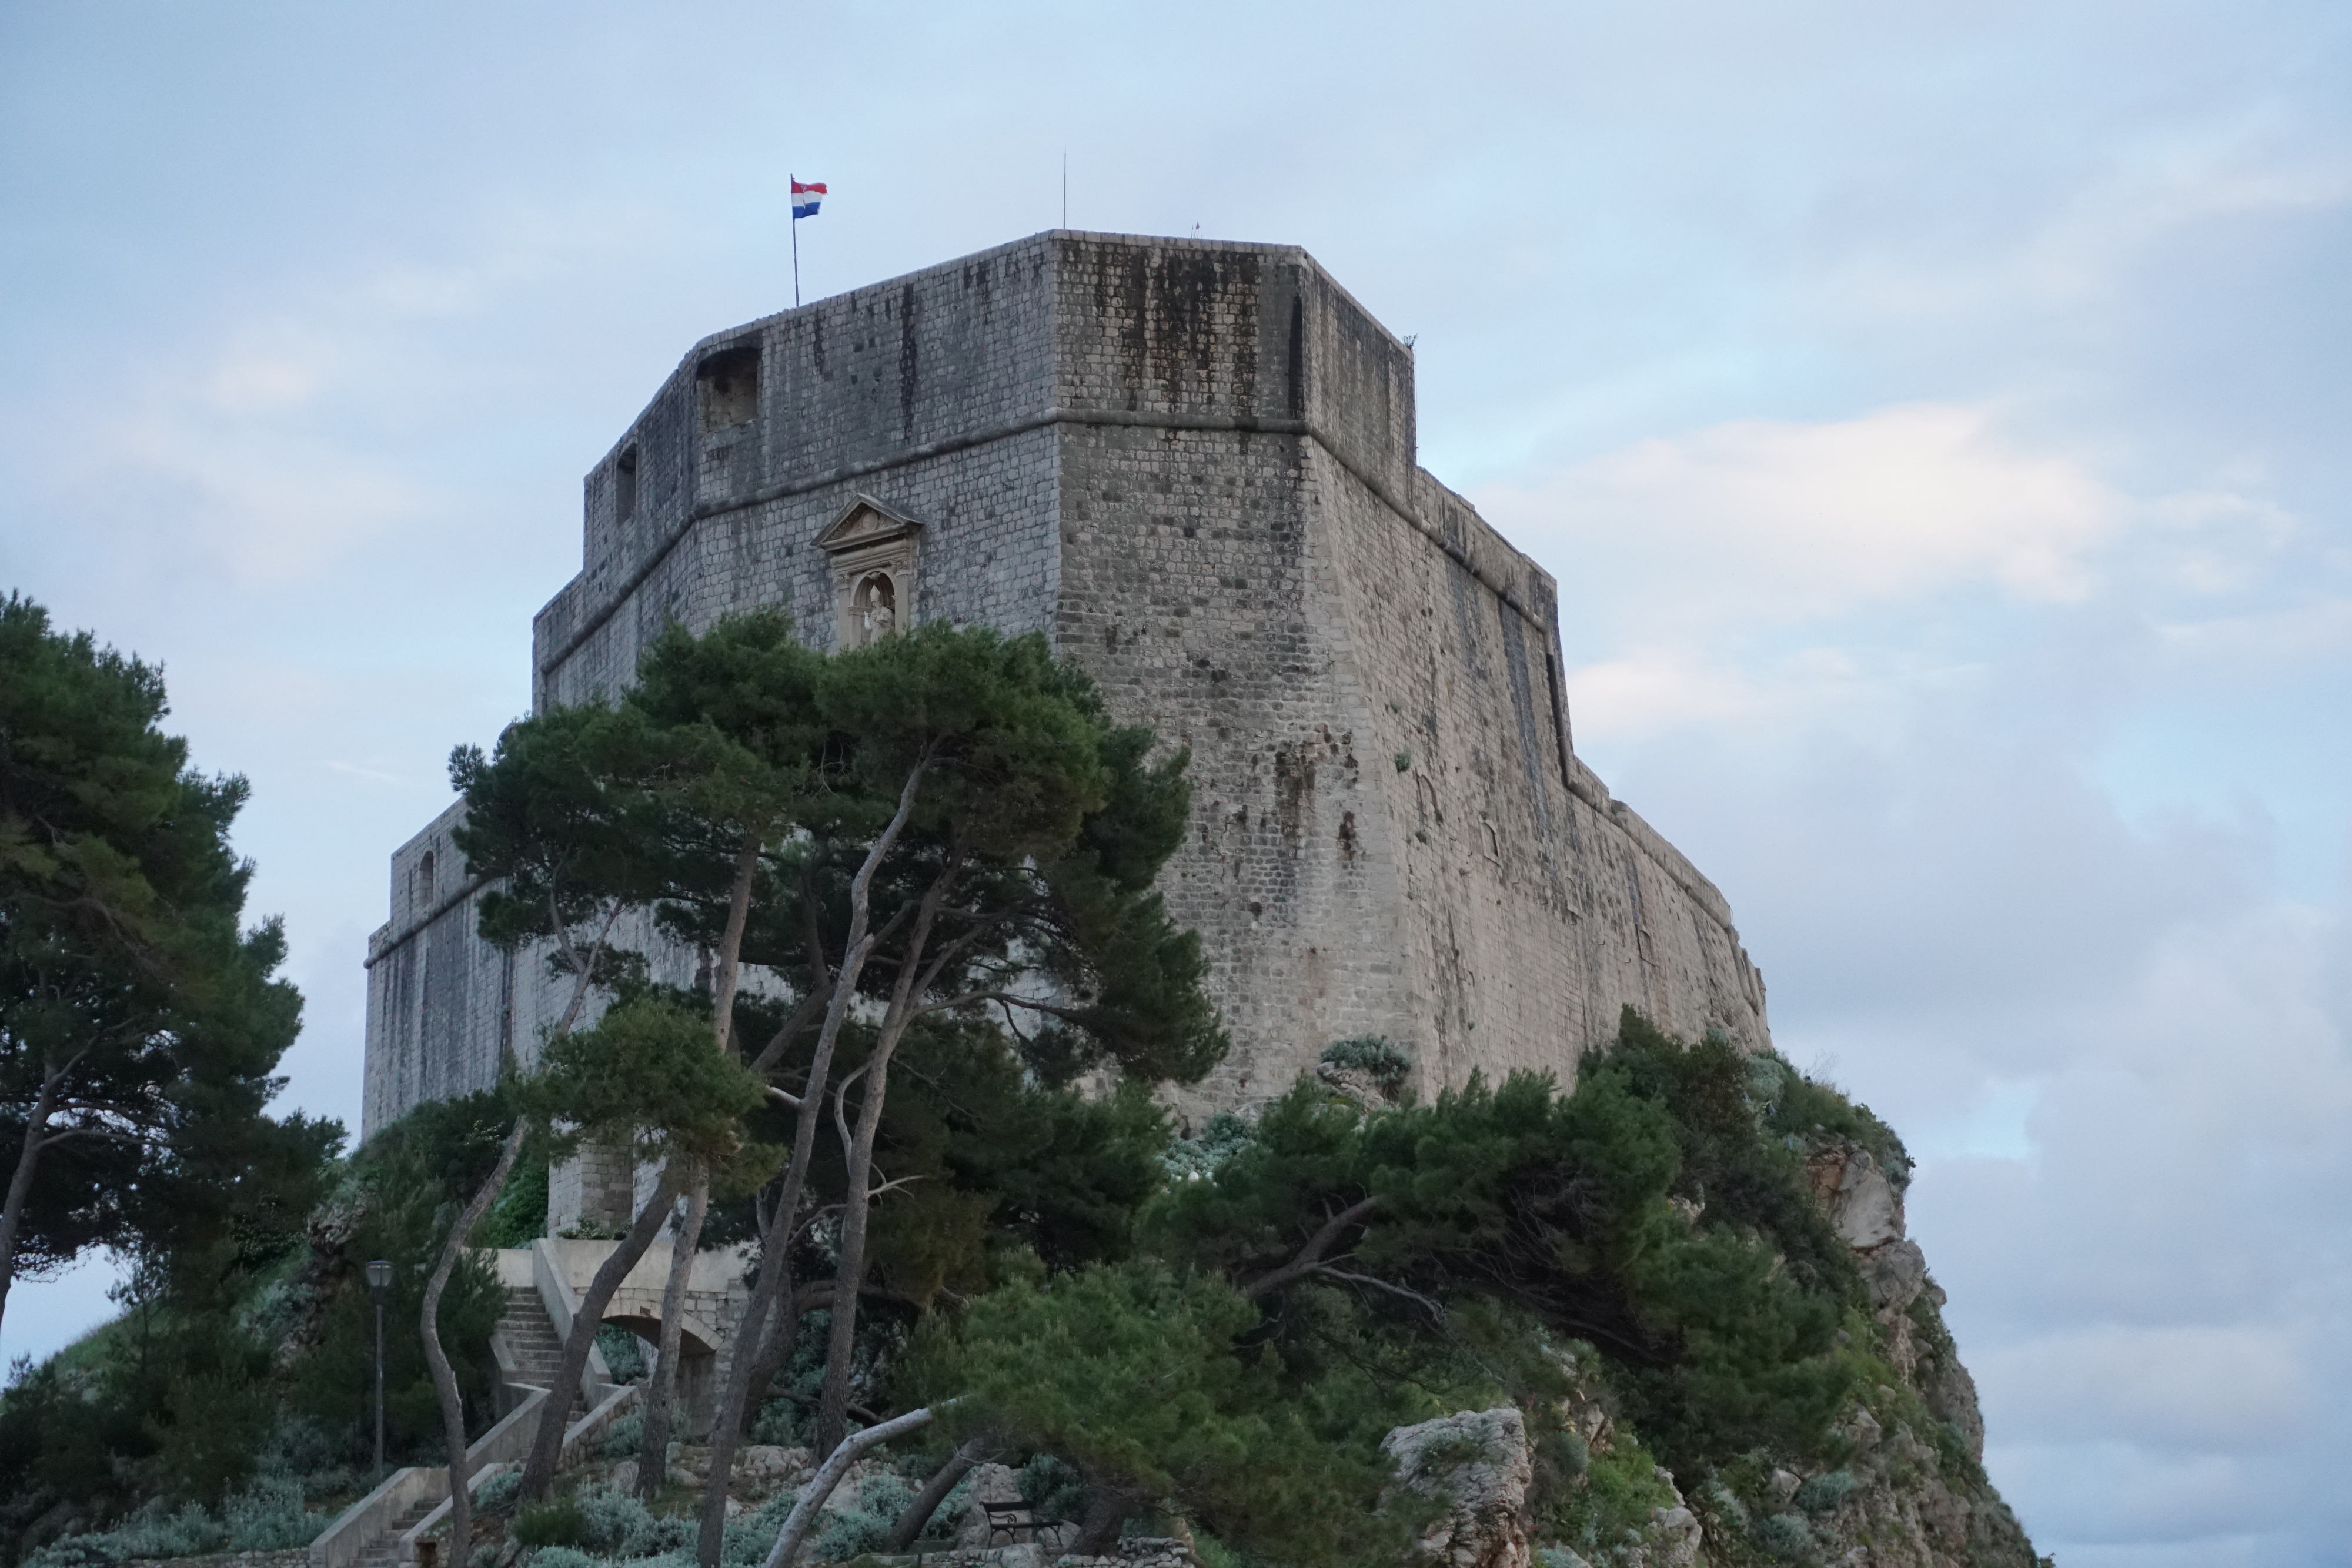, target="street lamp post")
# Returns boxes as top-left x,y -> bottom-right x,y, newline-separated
366,1258 -> 393,1476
